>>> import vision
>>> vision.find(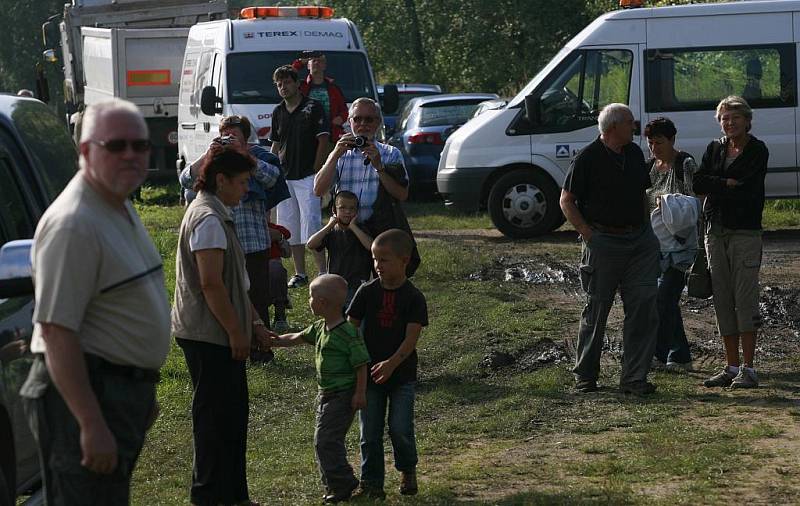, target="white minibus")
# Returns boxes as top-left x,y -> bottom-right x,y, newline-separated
437,0 -> 800,238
